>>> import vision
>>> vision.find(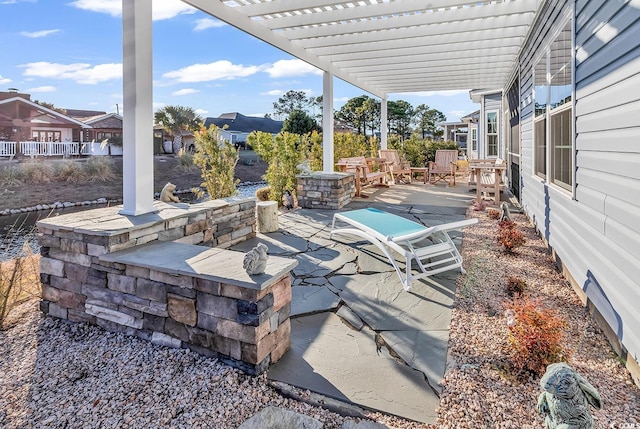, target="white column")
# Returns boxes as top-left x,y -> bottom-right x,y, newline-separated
120,0 -> 156,216
380,95 -> 388,149
322,71 -> 334,173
